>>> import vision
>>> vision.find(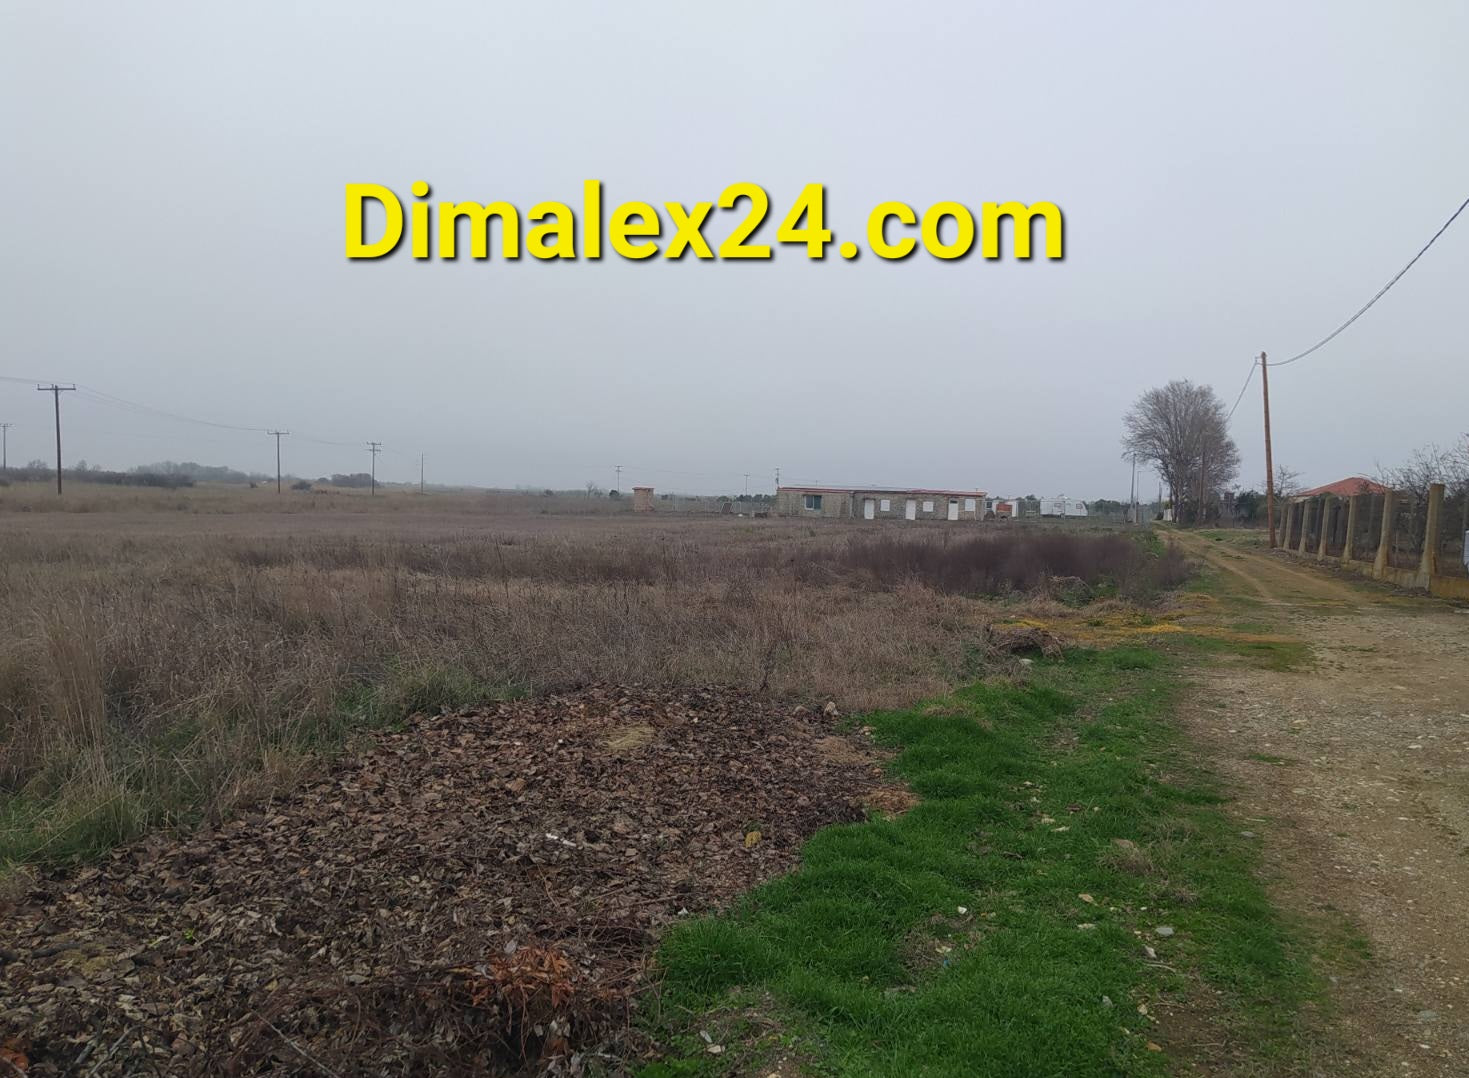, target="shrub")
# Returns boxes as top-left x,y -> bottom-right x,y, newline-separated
792,532 -> 1188,601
